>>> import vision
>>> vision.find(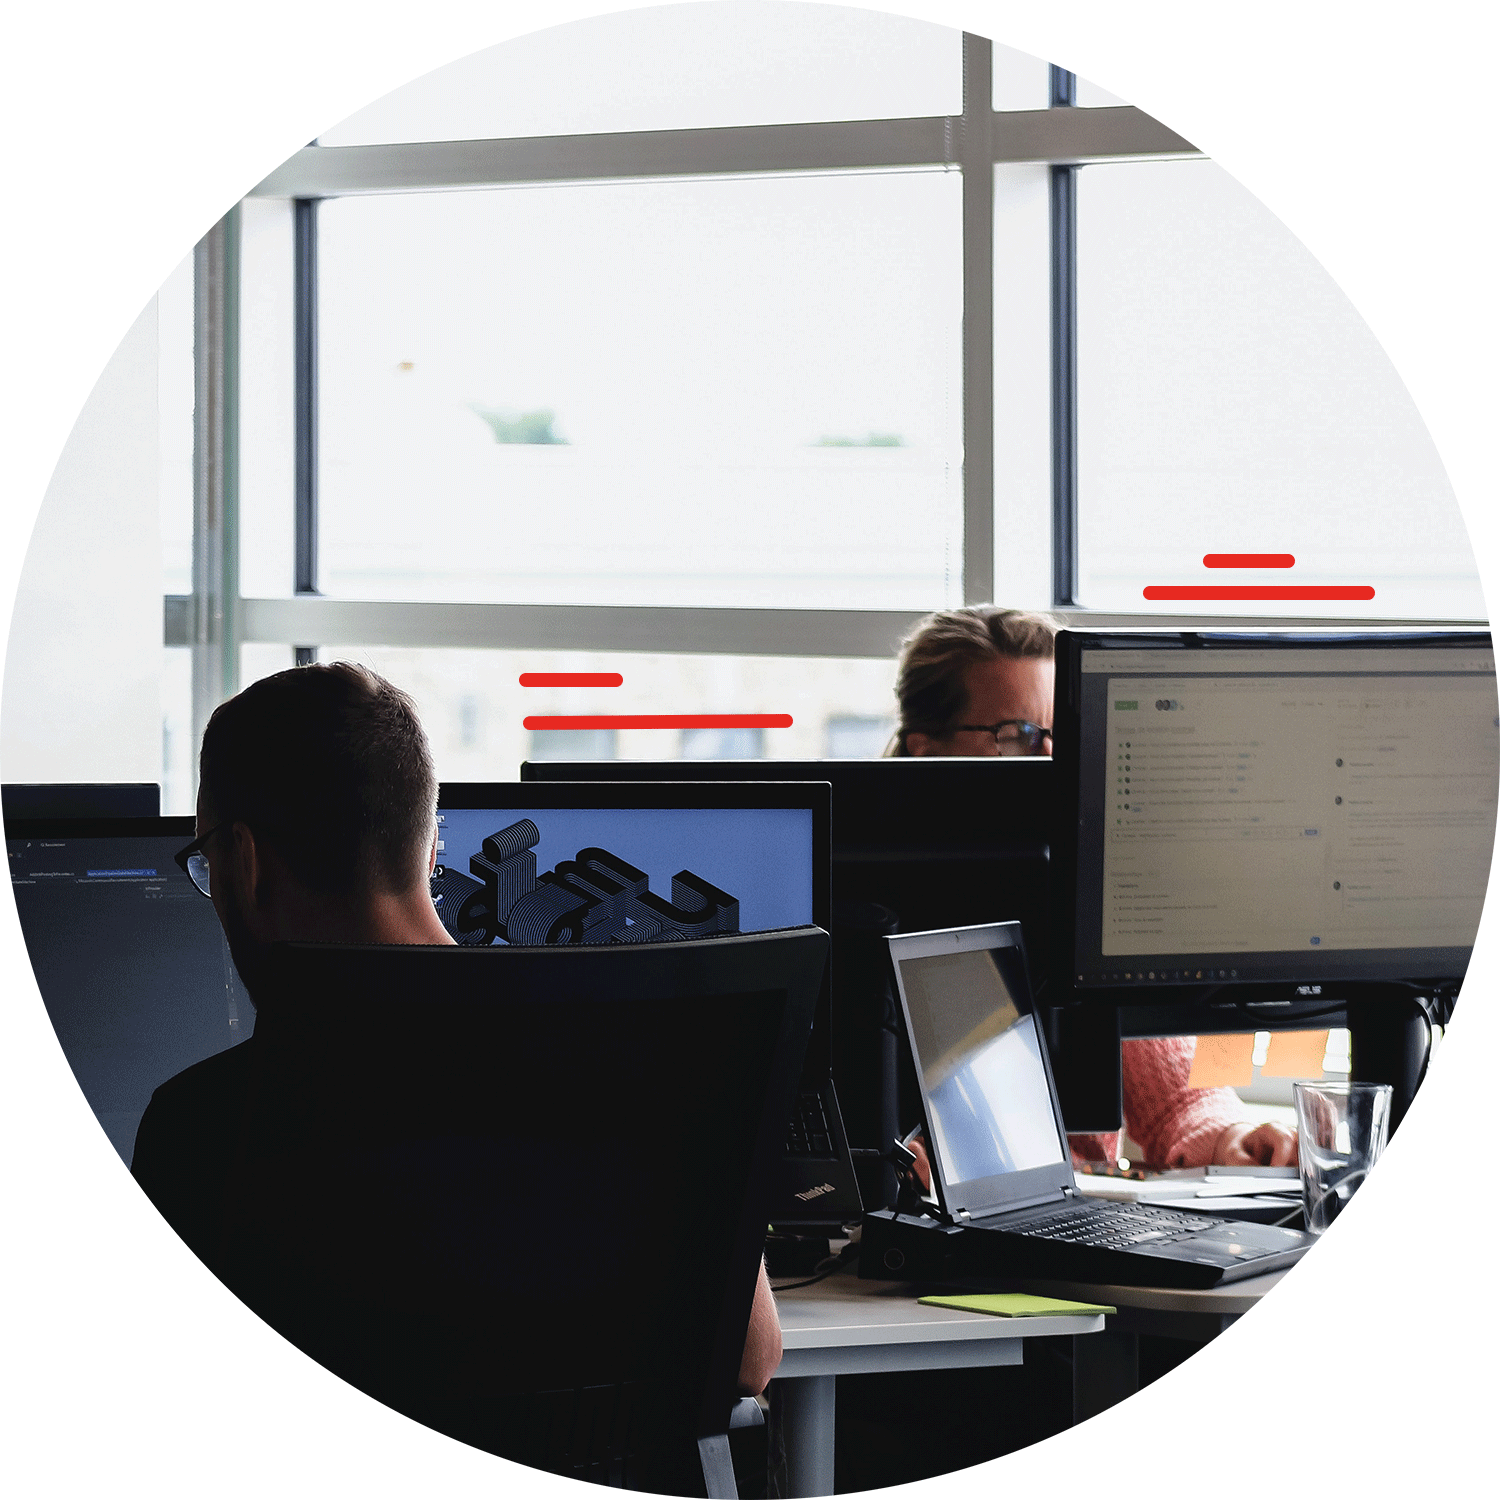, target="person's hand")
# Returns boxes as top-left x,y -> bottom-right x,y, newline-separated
904,1134 -> 933,1193
1213,1120 -> 1298,1167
